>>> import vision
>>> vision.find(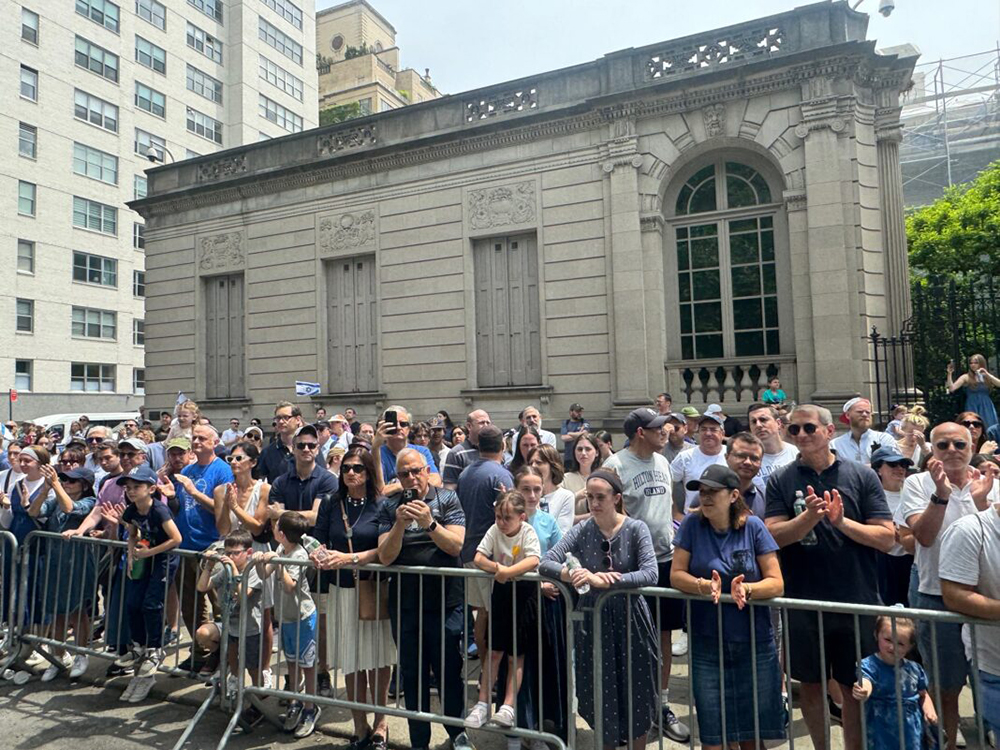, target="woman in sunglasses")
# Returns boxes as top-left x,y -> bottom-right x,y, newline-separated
953,410 -> 996,454
947,354 -> 1000,433
540,469 -> 659,750
670,464 -> 786,750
